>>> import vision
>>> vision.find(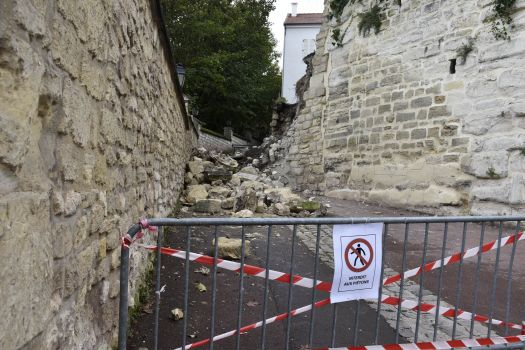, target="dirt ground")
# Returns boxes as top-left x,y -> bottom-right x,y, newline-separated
127,198 -> 524,350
